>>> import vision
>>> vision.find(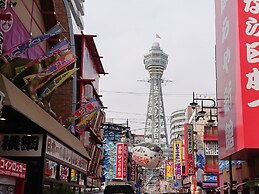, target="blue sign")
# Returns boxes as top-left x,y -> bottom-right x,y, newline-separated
174,181 -> 179,188
203,173 -> 218,183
